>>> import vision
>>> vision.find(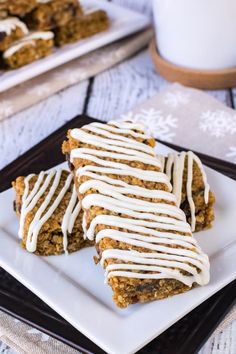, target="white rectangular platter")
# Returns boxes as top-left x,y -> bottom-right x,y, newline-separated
0,0 -> 150,93
0,143 -> 236,354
